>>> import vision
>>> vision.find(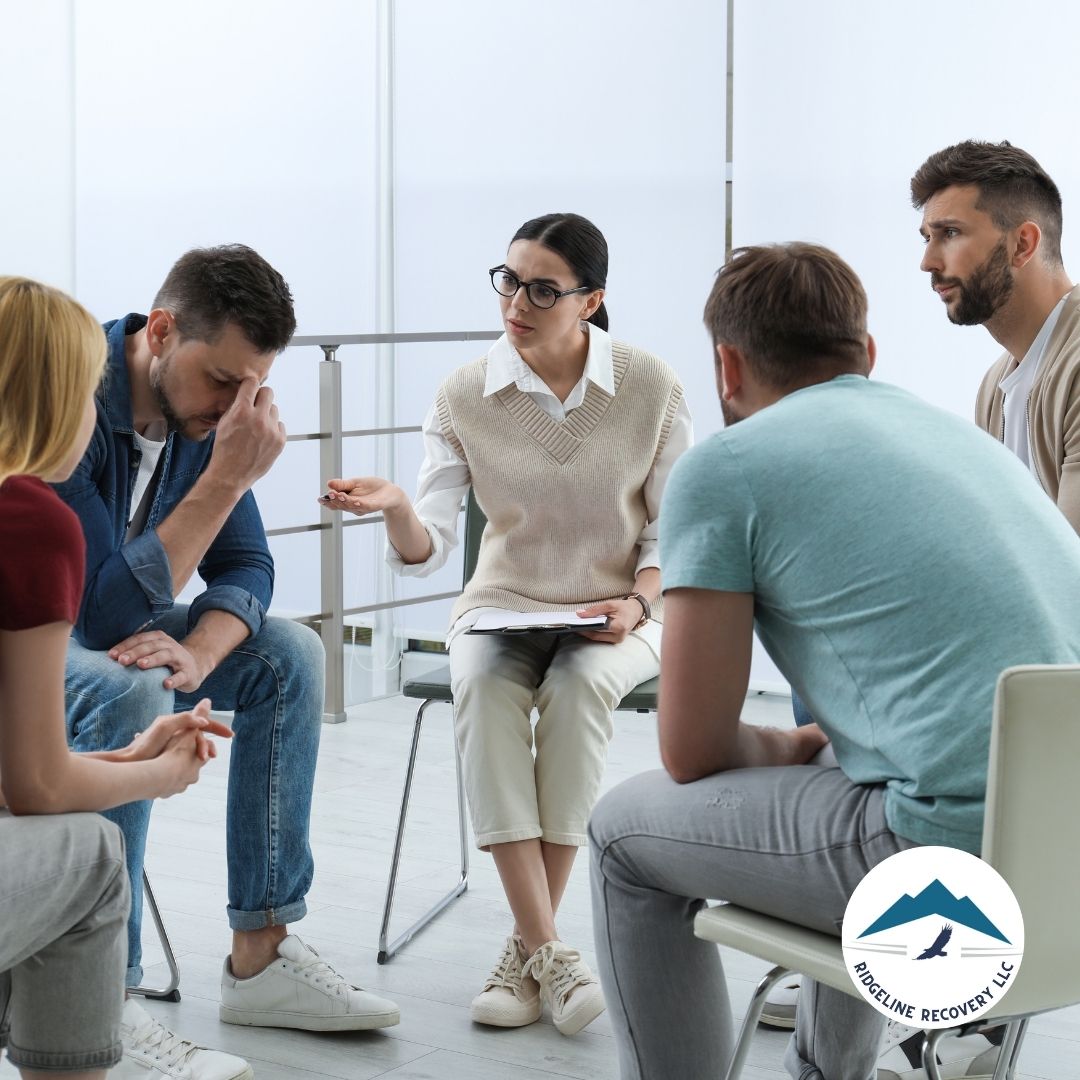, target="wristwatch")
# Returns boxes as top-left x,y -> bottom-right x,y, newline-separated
624,592 -> 652,629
